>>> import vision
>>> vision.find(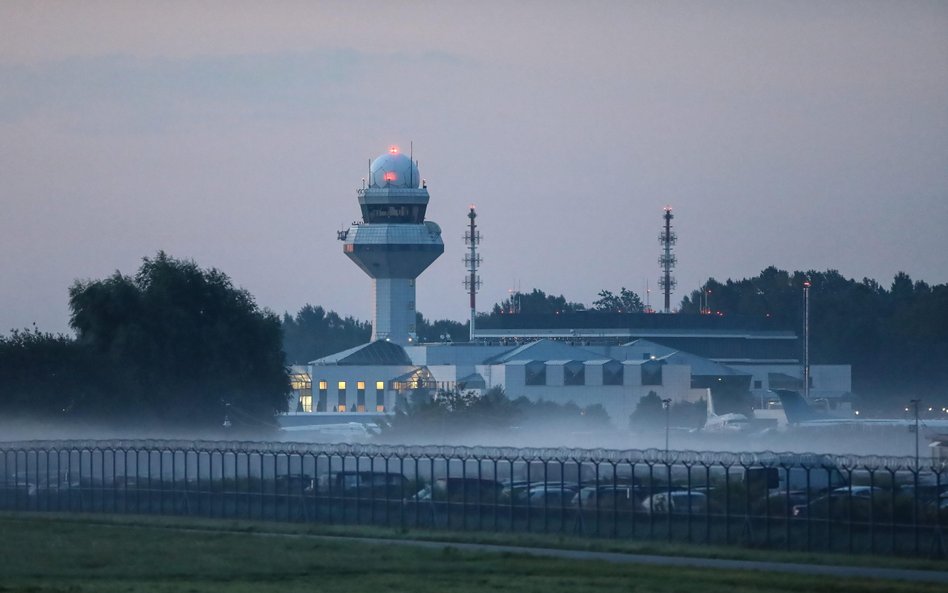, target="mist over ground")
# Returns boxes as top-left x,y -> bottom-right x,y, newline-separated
1,415 -> 929,460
